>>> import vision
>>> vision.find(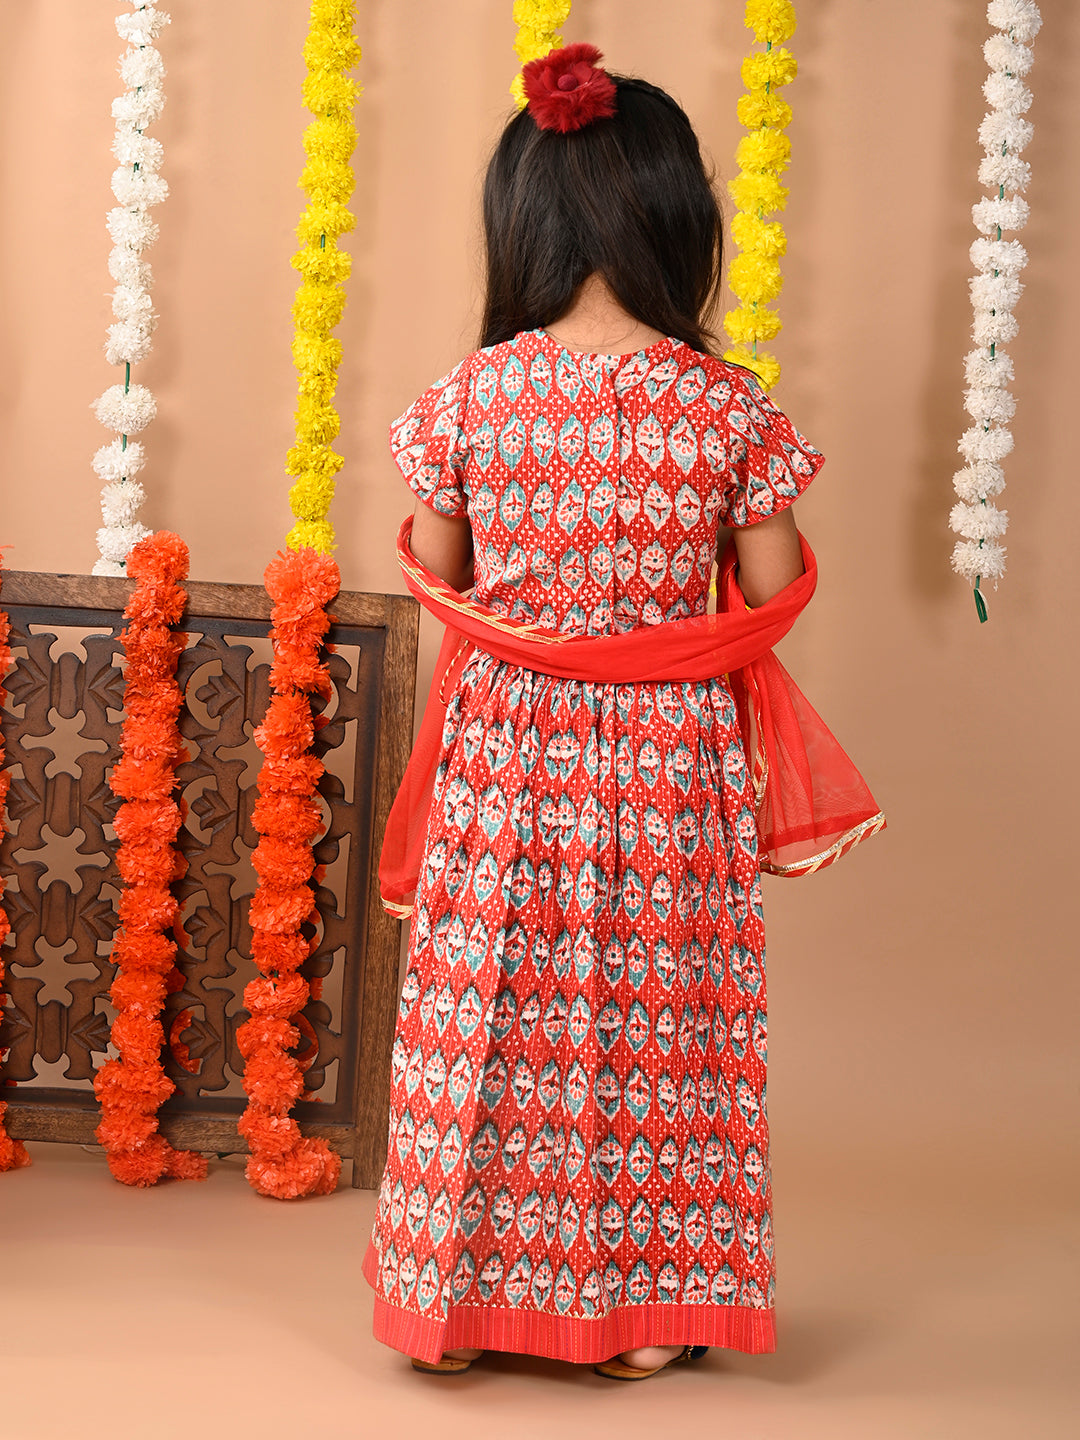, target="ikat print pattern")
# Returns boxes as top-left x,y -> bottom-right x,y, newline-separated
368,330 -> 823,1353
